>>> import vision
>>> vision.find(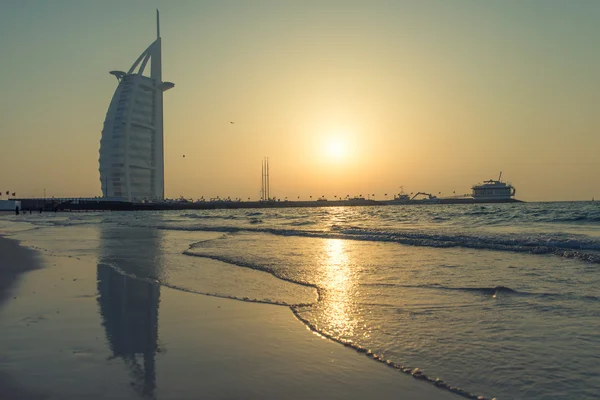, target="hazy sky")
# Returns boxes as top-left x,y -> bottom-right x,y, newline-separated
1,1 -> 599,201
